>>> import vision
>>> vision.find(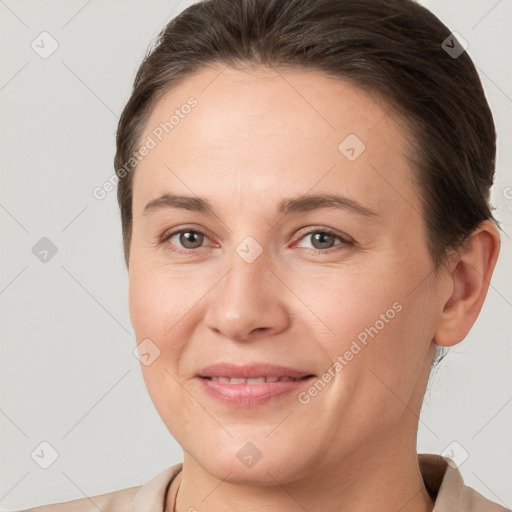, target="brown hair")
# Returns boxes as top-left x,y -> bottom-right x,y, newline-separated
114,0 -> 498,272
